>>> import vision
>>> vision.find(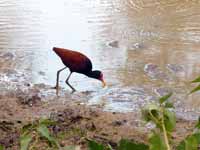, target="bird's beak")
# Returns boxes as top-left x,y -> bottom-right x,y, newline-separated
102,79 -> 106,87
